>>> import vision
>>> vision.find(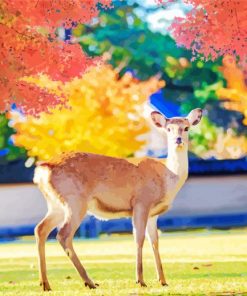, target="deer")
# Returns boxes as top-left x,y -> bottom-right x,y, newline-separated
33,108 -> 203,291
